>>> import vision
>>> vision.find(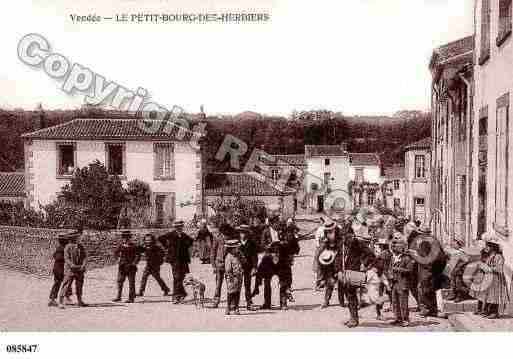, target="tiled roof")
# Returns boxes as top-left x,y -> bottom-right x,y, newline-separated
405,137 -> 431,151
305,145 -> 347,157
431,36 -> 474,67
269,154 -> 306,167
205,172 -> 292,197
349,153 -> 380,166
22,118 -> 204,141
0,173 -> 25,197
384,165 -> 405,179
